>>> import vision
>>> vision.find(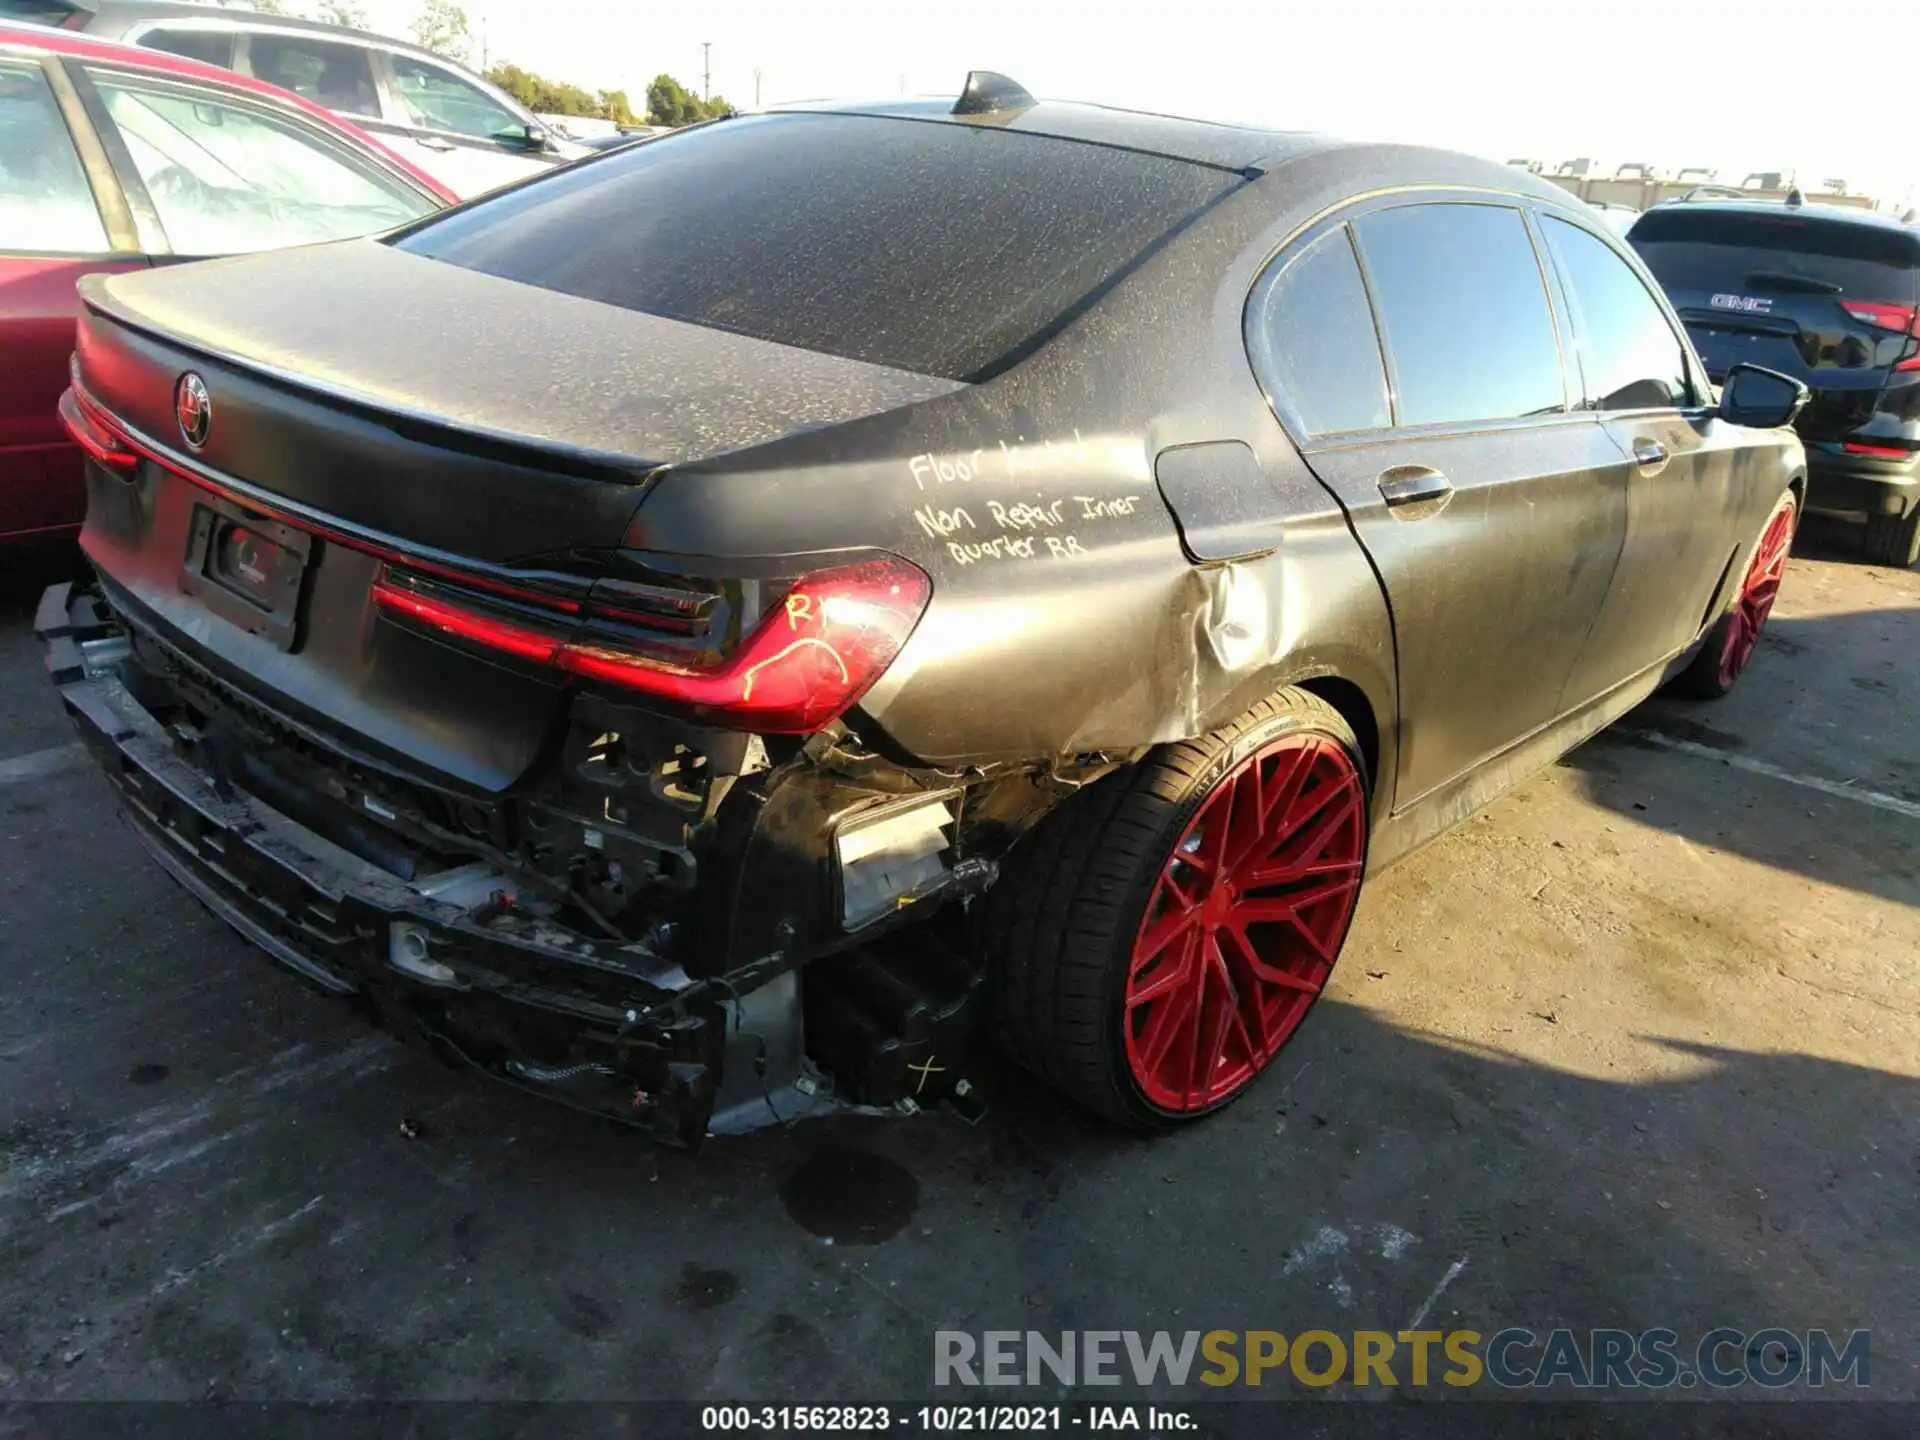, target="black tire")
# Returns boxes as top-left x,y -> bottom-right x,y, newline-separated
1862,507 -> 1920,570
982,688 -> 1367,1129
